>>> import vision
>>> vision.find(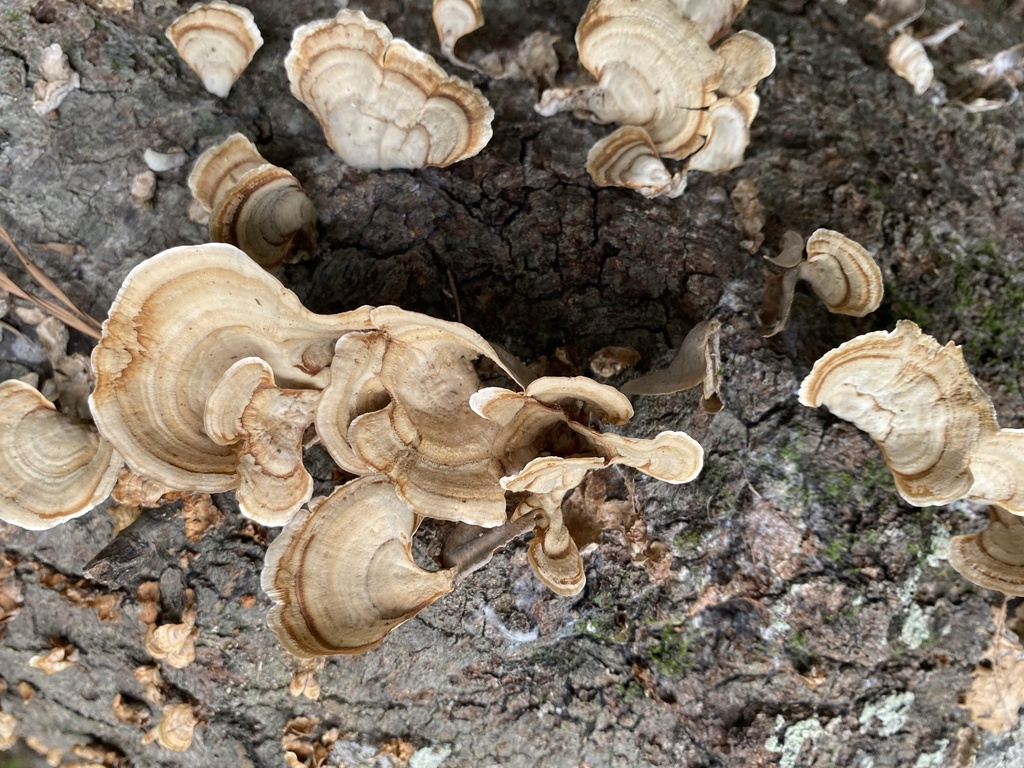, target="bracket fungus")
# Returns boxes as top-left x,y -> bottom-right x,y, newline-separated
143,703 -> 199,751
798,320 -> 999,507
759,229 -> 883,336
503,456 -> 605,595
0,379 -> 122,530
189,133 -> 318,270
262,475 -> 456,657
90,242 -> 372,505
432,0 -> 484,64
586,126 -> 687,199
31,43 -> 80,116
966,429 -> 1024,514
285,10 -> 494,169
887,32 -> 934,95
469,384 -> 703,594
672,0 -> 750,43
539,0 -> 722,160
948,507 -> 1024,597
205,357 -> 321,525
166,1 -> 263,98
314,307 -> 522,527
539,0 -> 774,196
